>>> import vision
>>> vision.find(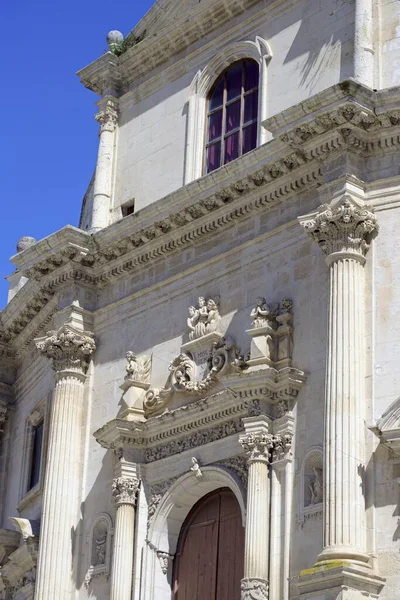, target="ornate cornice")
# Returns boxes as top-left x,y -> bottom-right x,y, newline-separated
112,476 -> 139,506
4,82 -> 400,355
35,324 -> 96,376
300,196 -> 378,263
